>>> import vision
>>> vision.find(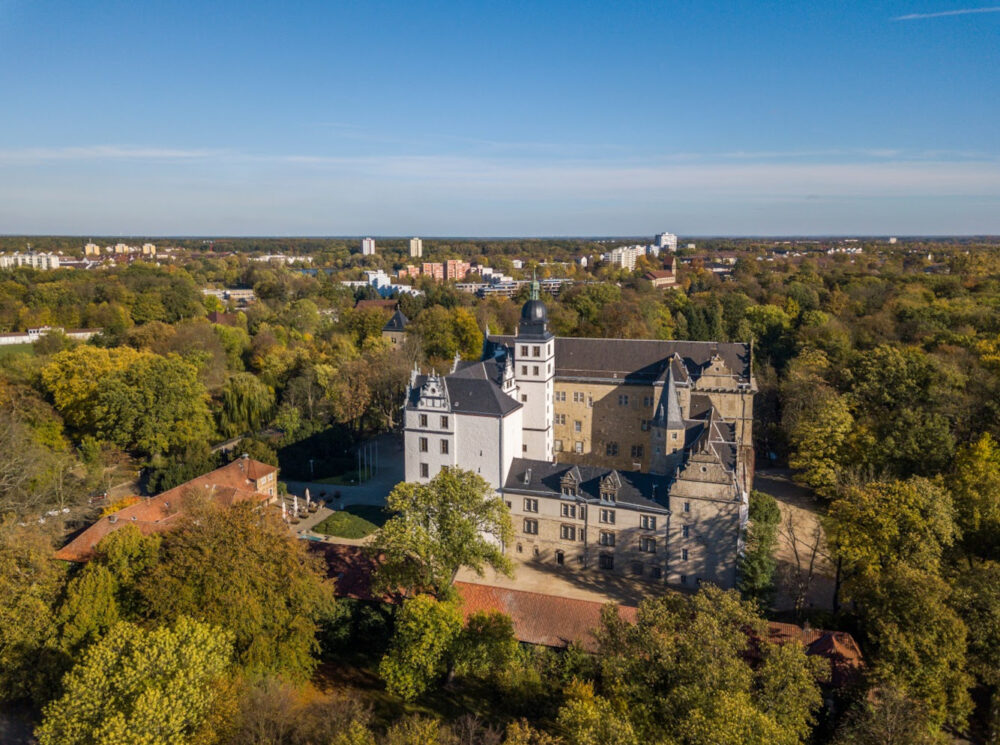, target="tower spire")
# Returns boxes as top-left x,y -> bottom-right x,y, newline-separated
530,268 -> 539,301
